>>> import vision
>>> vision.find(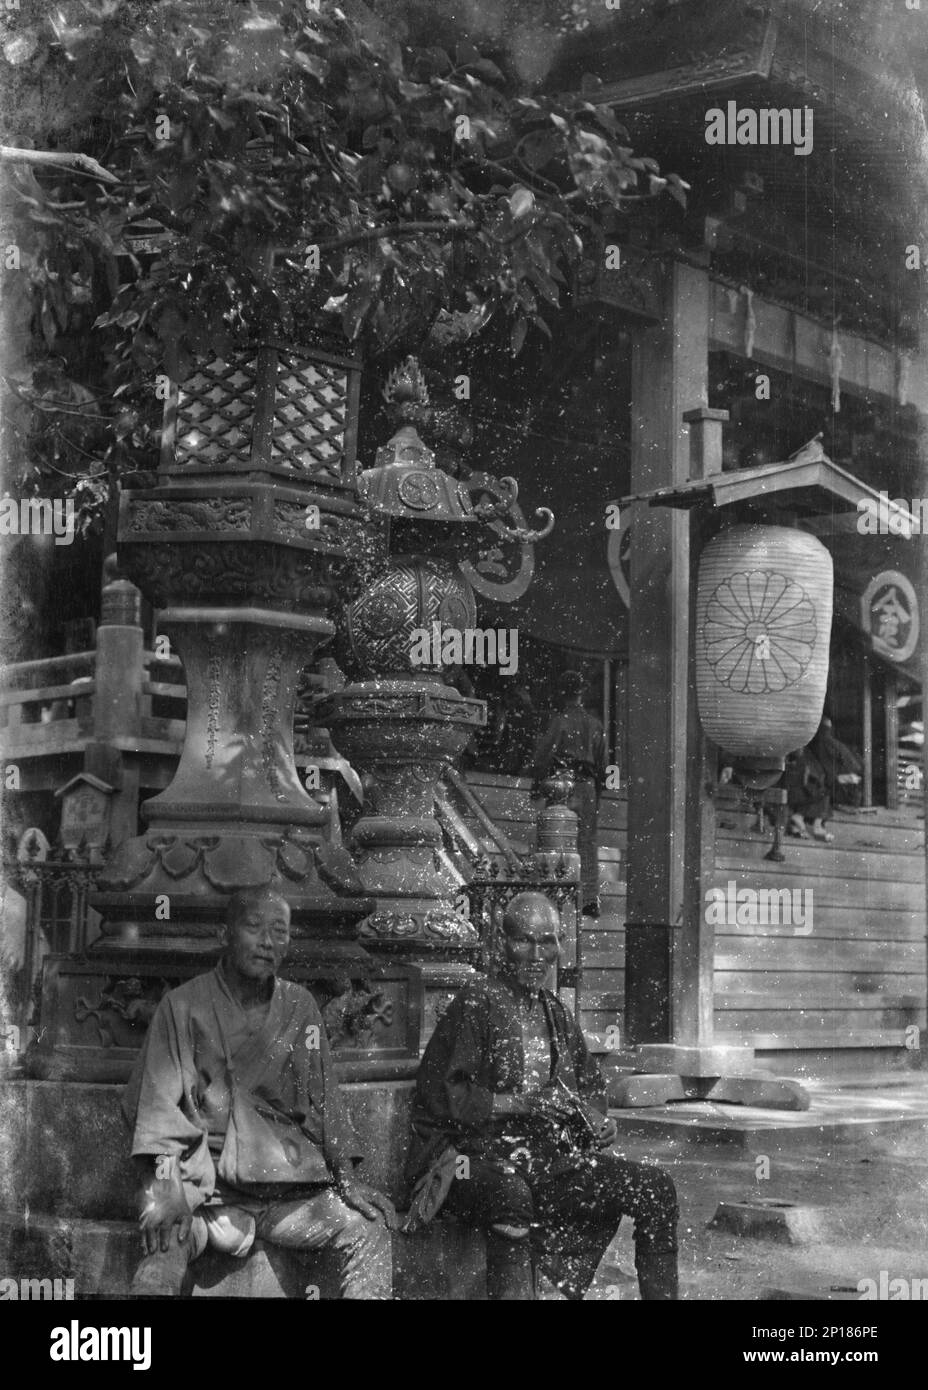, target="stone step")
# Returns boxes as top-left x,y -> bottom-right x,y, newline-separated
0,1079 -> 415,1221
608,1093 -> 928,1155
0,1208 -> 487,1301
